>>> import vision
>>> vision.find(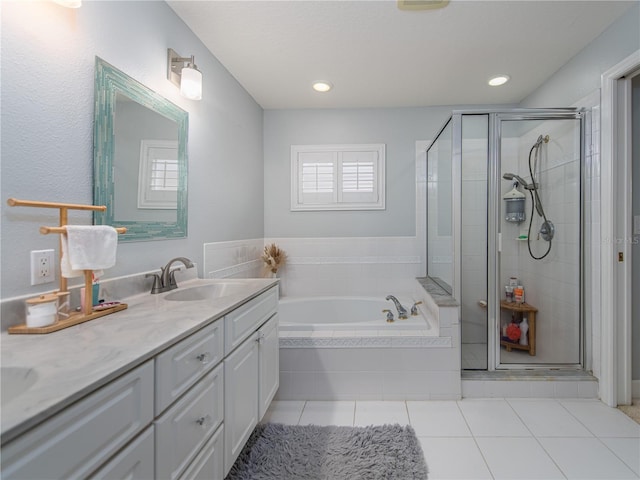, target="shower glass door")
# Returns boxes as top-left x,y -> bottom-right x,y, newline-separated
497,115 -> 583,366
